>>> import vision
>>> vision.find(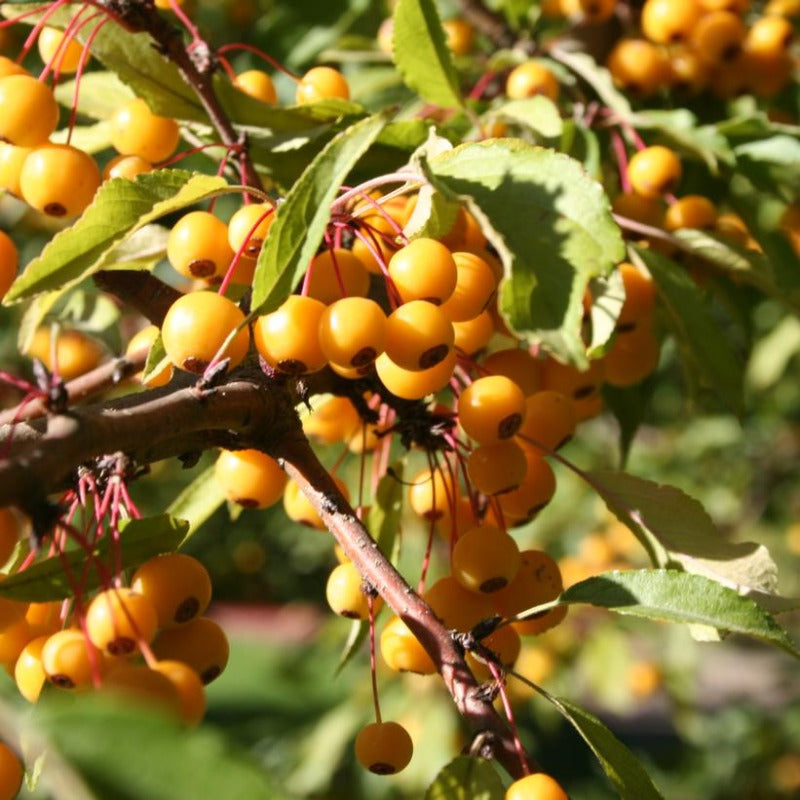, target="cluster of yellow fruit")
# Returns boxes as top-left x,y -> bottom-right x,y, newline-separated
533,0 -> 799,100
0,58 -> 99,218
604,0 -> 797,99
0,507 -> 227,729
